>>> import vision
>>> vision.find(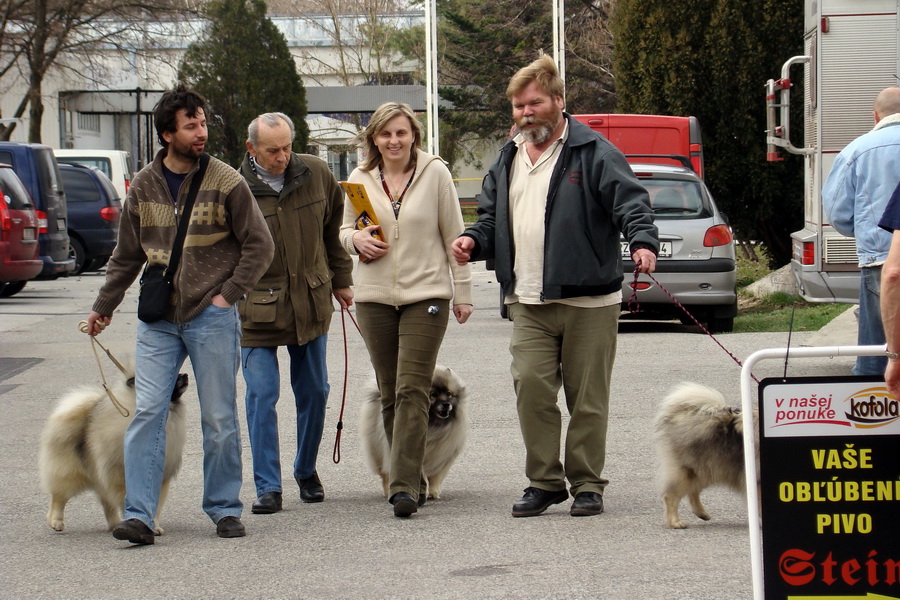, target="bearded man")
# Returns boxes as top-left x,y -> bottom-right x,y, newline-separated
452,54 -> 659,518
